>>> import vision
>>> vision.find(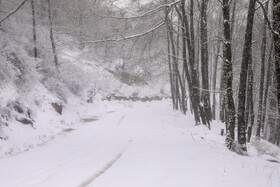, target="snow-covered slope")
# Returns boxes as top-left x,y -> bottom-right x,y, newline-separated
0,27 -> 167,158
0,100 -> 279,187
